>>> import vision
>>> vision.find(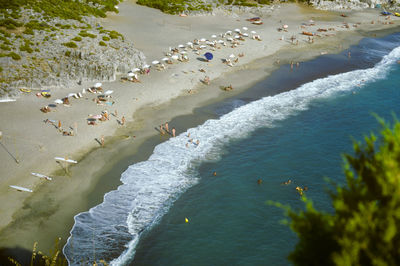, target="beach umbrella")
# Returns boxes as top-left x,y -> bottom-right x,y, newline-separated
54,99 -> 63,104
309,19 -> 314,23
162,57 -> 170,61
132,68 -> 140,72
143,64 -> 150,68
251,30 -> 256,34
283,24 -> 289,29
229,54 -> 235,58
234,35 -> 240,39
171,55 -> 179,60
187,42 -> 193,46
152,60 -> 160,65
178,44 -> 185,48
180,51 -> 187,54
242,26 -> 248,31
218,40 -> 225,44
67,93 -> 76,97
211,34 -> 217,38
204,52 -> 213,61
94,82 -> 102,88
200,38 -> 206,42
226,30 -> 232,35
128,72 -> 135,77
199,45 -> 207,49
234,28 -> 241,33
242,33 -> 249,37
227,37 -> 233,42
104,90 -> 113,95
